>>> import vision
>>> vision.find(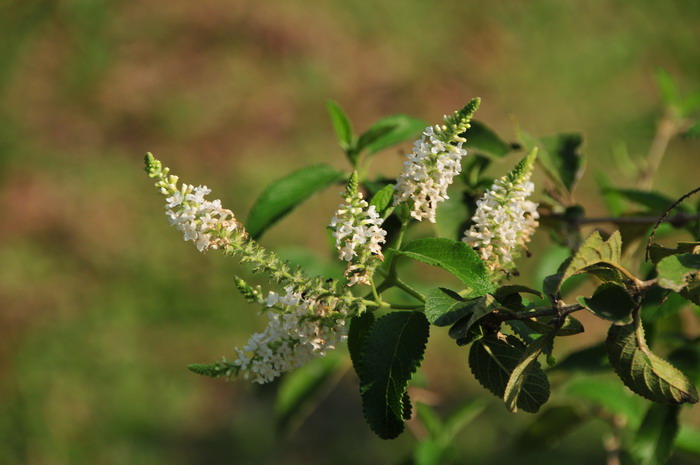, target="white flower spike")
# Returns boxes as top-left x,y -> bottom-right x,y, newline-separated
463,149 -> 539,274
393,98 -> 480,223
